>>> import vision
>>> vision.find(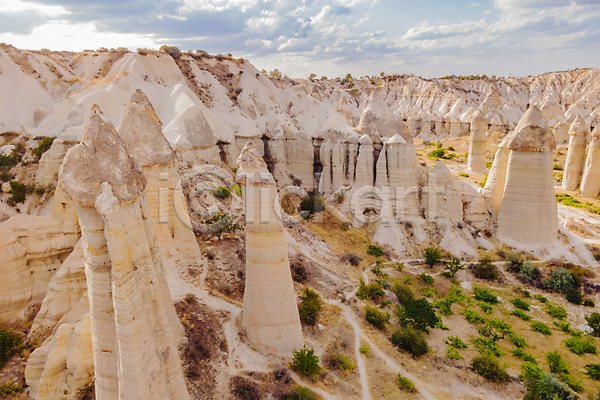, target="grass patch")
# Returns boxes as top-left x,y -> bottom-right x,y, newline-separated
564,336 -> 597,355
546,304 -> 567,320
473,287 -> 499,304
511,298 -> 530,311
365,305 -> 390,330
510,309 -> 532,321
531,321 -> 552,336
396,374 -> 416,392
471,354 -> 509,382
